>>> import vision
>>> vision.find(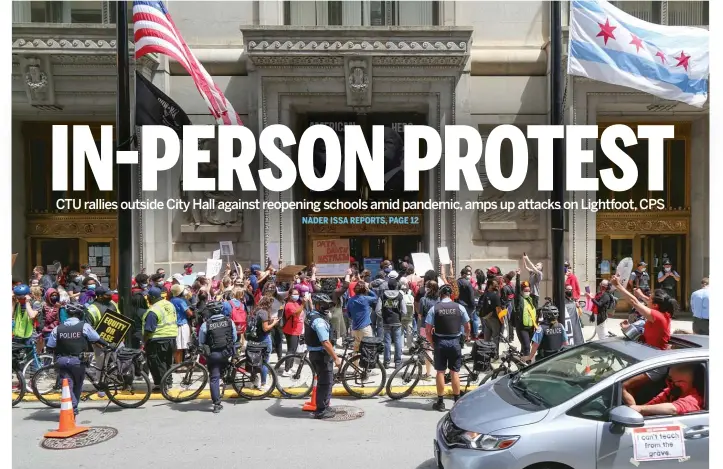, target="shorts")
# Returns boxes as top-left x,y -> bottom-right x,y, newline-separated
176,323 -> 191,350
433,337 -> 462,373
